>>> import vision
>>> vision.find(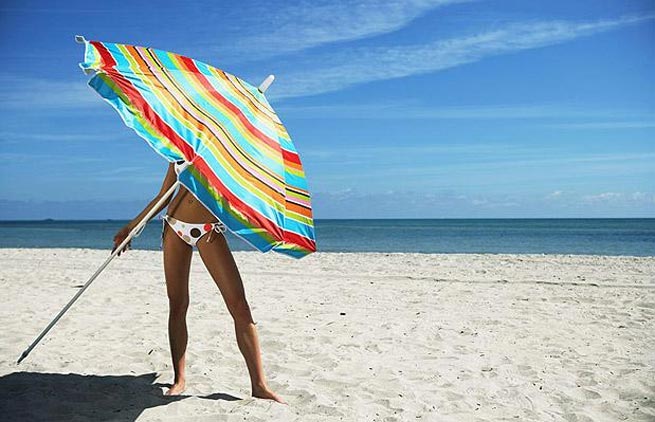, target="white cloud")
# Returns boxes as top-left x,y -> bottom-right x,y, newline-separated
0,152 -> 105,164
279,101 -> 655,121
582,192 -> 655,204
584,192 -> 622,202
310,189 -> 655,219
0,131 -> 122,144
548,121 -> 655,129
303,142 -> 554,160
3,13 -> 652,112
210,0 -> 470,59
270,14 -> 654,99
304,142 -> 655,170
0,74 -> 101,110
545,190 -> 563,200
